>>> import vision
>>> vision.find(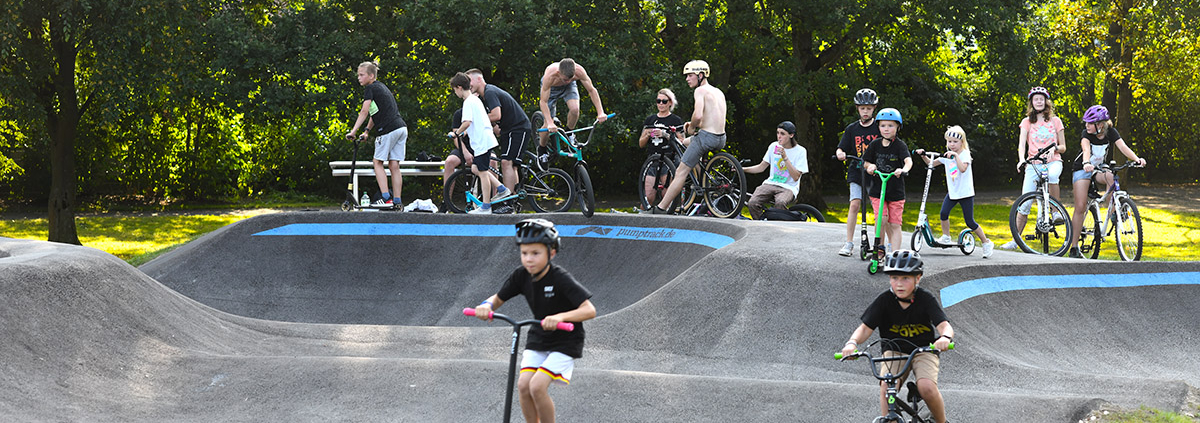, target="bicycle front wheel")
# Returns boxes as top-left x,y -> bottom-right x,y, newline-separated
1114,196 -> 1143,261
1077,205 -> 1101,259
526,168 -> 575,213
702,152 -> 747,218
575,163 -> 595,217
1009,192 -> 1071,256
444,169 -> 480,214
638,155 -> 675,211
